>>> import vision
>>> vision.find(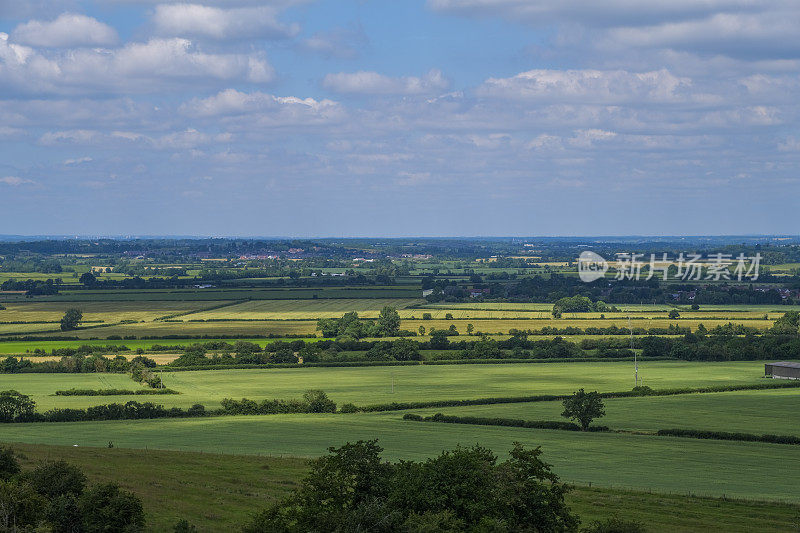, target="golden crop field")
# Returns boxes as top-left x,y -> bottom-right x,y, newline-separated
0,300 -> 228,323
